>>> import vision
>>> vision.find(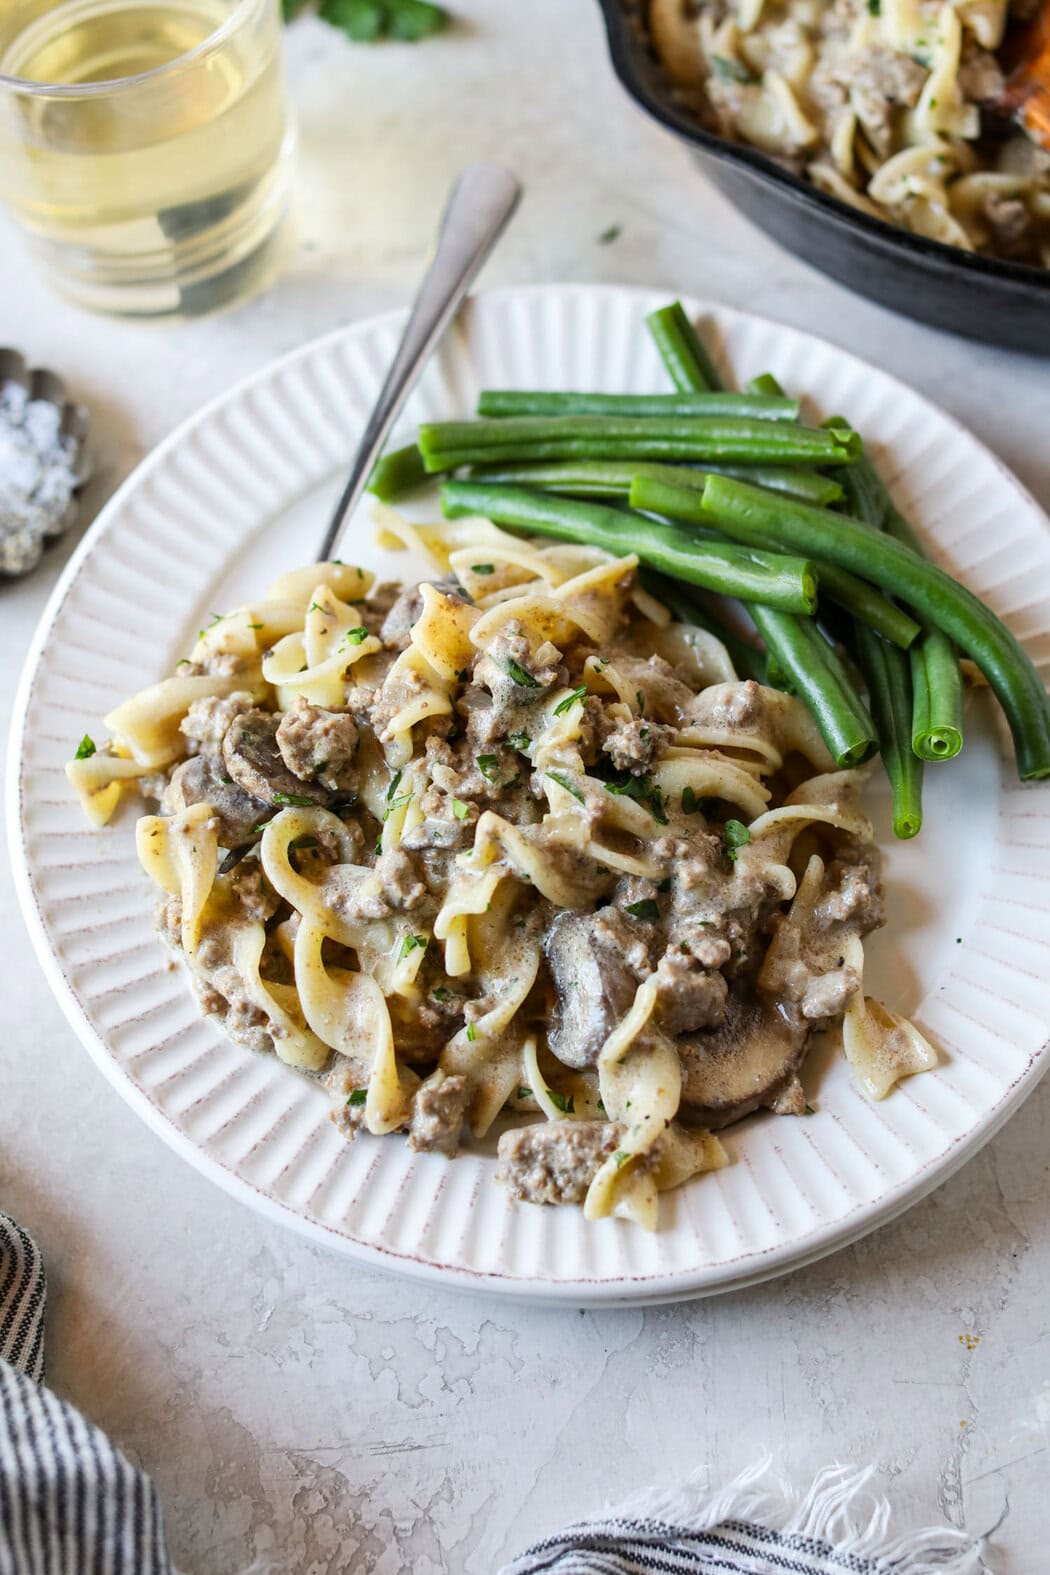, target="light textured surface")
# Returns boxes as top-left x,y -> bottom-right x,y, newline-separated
1,0 -> 1048,1567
